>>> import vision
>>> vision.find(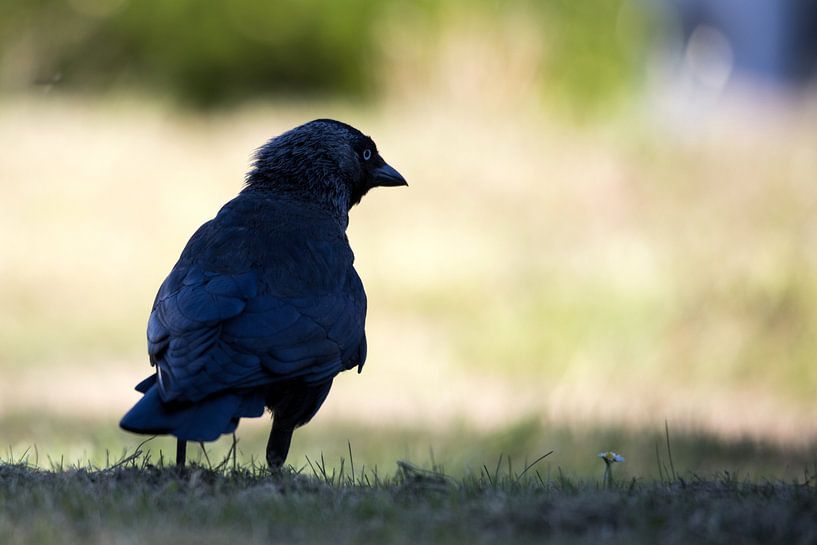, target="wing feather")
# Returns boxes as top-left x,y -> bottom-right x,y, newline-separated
145,198 -> 367,403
